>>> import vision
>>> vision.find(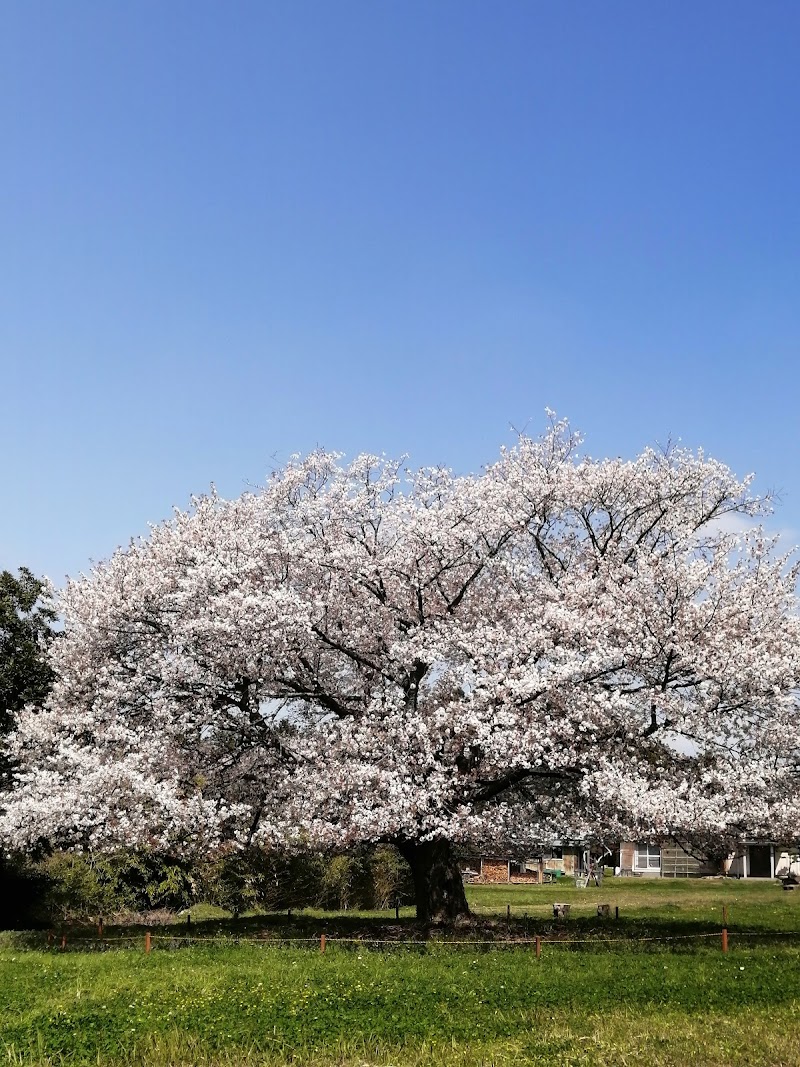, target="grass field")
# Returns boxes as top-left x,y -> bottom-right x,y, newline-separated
2,878 -> 800,1066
